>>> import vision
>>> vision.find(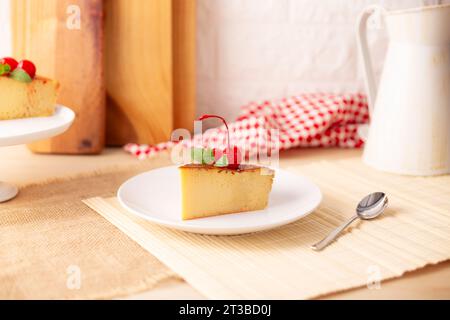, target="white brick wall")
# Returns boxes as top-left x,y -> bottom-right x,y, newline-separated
197,0 -> 445,121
